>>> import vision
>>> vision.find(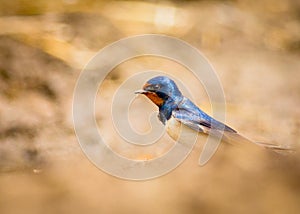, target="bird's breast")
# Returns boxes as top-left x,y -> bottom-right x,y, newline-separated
165,116 -> 201,145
